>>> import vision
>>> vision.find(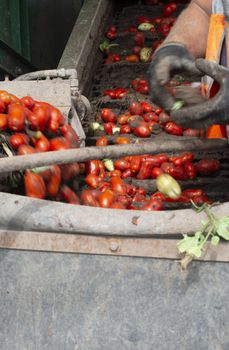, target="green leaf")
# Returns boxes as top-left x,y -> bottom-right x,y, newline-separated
171,100 -> 184,112
187,246 -> 202,258
215,217 -> 229,240
177,234 -> 202,254
211,236 -> 220,246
